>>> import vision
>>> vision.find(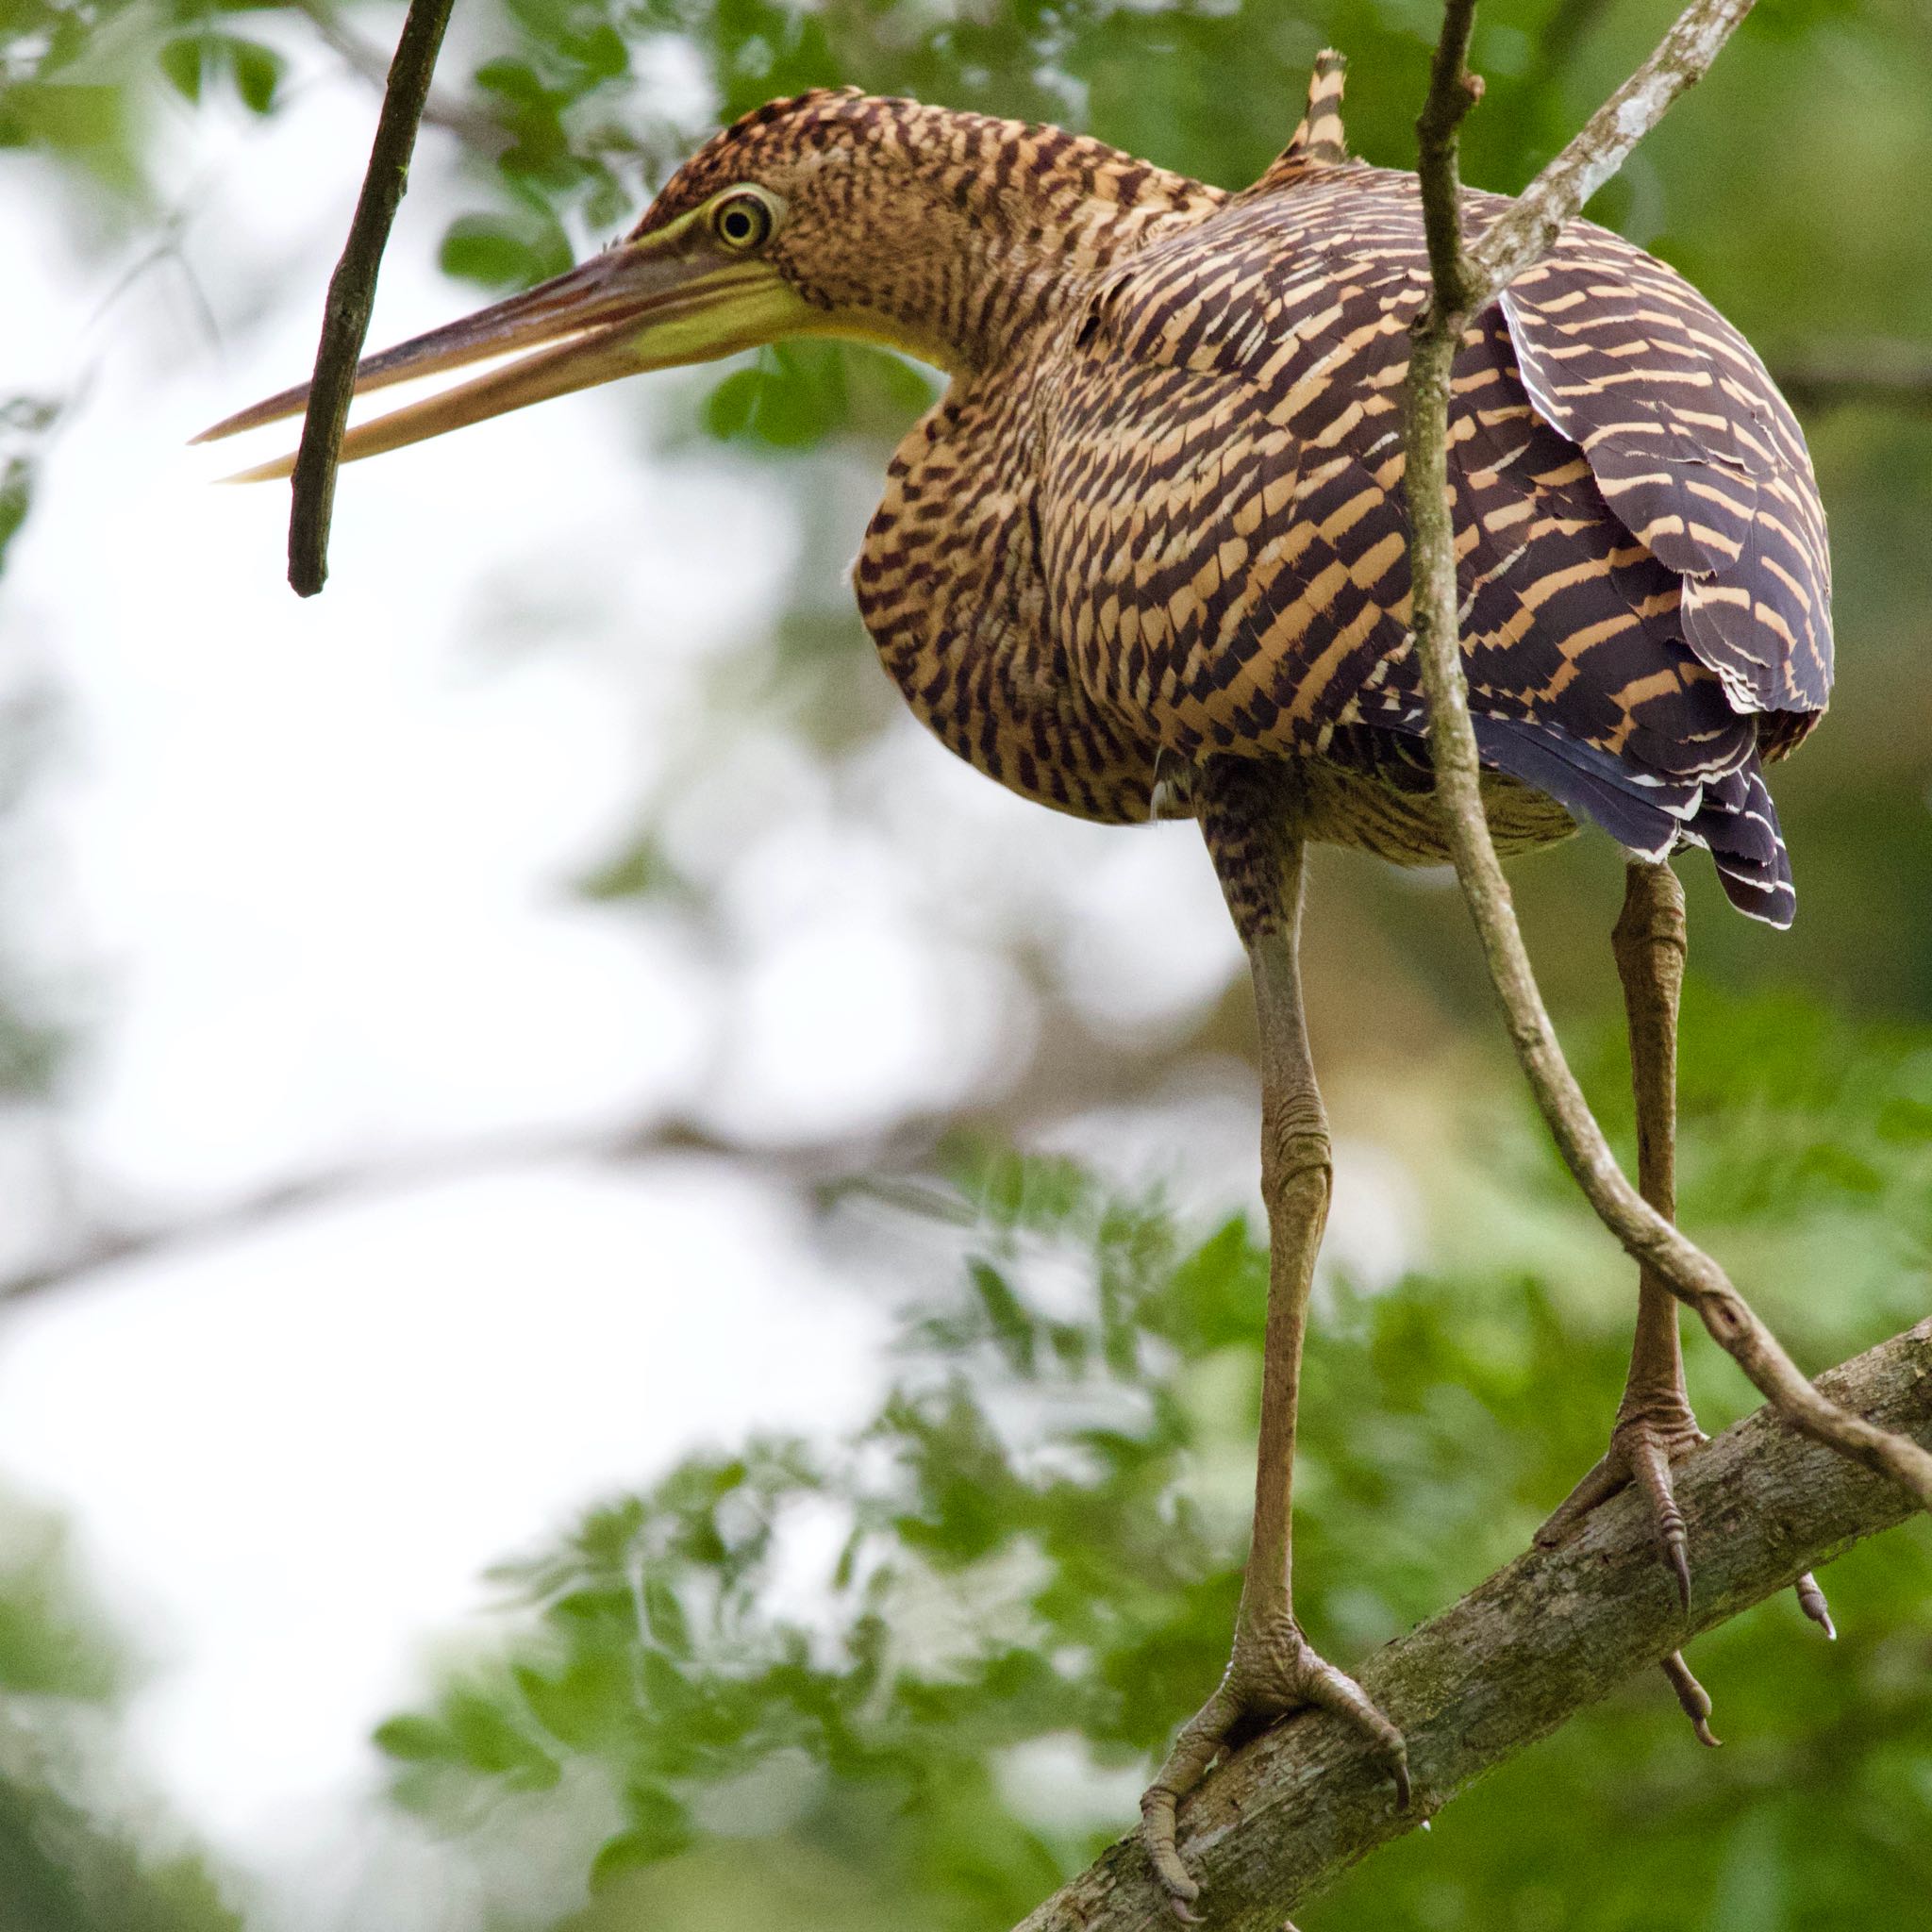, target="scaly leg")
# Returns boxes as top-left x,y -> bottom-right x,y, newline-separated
1536,860 -> 1832,1741
1141,765 -> 1407,1918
